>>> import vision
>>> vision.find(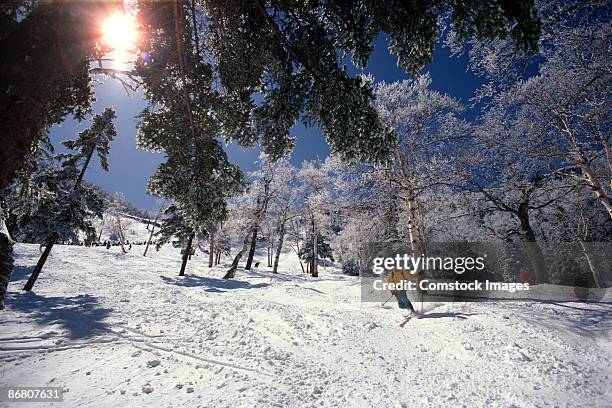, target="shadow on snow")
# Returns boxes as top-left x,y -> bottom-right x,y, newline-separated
160,274 -> 270,292
9,265 -> 34,282
5,292 -> 112,339
417,312 -> 478,320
